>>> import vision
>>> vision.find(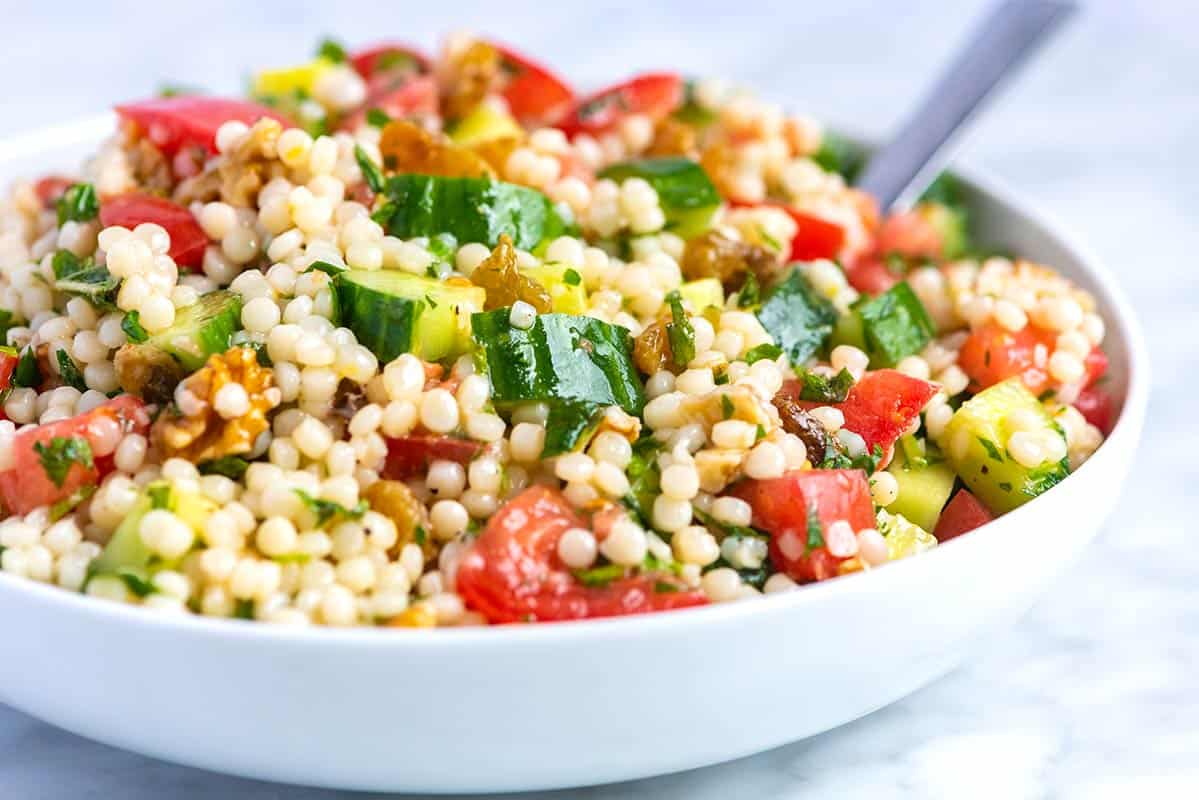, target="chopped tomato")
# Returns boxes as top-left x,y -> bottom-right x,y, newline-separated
732,469 -> 875,583
456,486 -> 706,623
33,176 -> 74,210
845,255 -> 901,296
557,72 -> 684,137
492,43 -> 575,123
958,322 -> 1055,395
1084,346 -> 1108,386
783,207 -> 847,262
348,42 -> 430,81
340,75 -> 439,131
875,209 -> 944,261
99,193 -> 208,269
932,489 -> 994,543
115,96 -> 292,157
381,435 -> 483,480
0,350 -> 17,391
1073,386 -> 1114,434
0,396 -> 150,515
778,369 -> 938,454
